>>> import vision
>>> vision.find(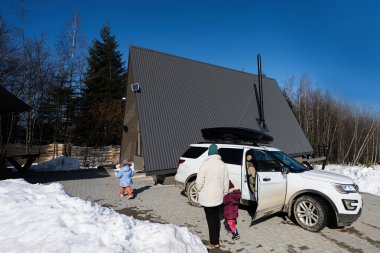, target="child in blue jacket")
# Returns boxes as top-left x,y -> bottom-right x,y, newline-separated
115,160 -> 135,199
